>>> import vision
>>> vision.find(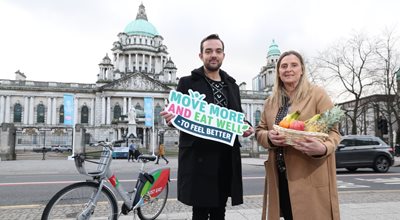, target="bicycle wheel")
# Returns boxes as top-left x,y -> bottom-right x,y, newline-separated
137,182 -> 169,220
41,181 -> 118,220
